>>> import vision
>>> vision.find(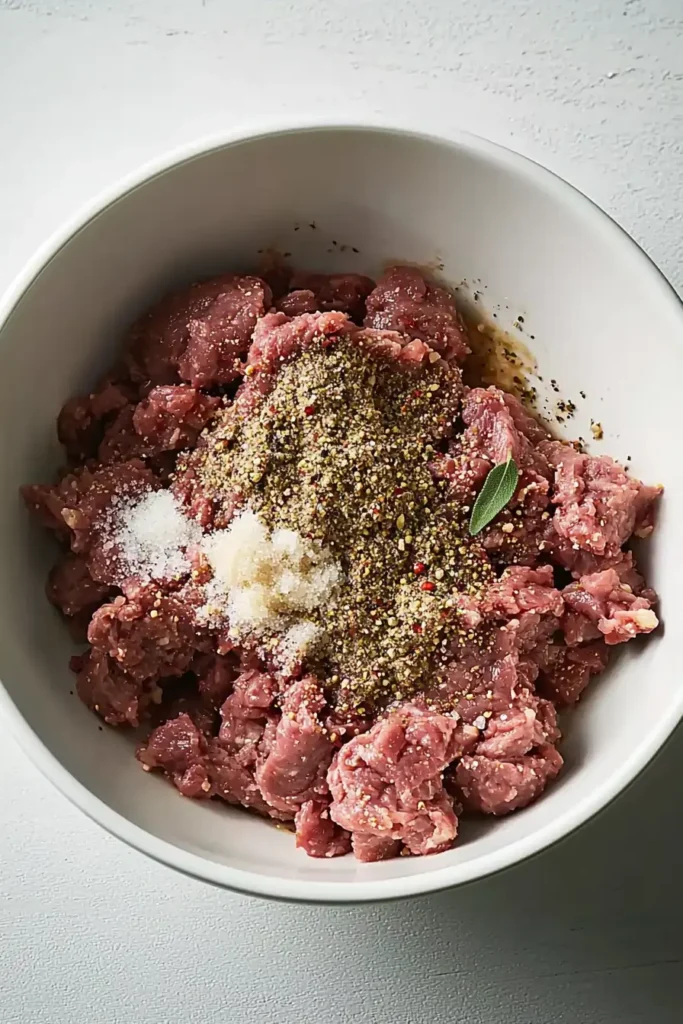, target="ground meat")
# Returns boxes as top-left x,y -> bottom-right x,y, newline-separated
256,678 -> 334,814
534,641 -> 609,705
440,387 -> 552,564
177,277 -> 271,388
540,441 -> 662,559
132,385 -> 220,451
455,745 -> 563,815
328,705 -> 477,860
247,310 -> 352,377
364,266 -> 470,364
22,458 -> 158,557
355,327 -> 440,368
208,670 -> 293,818
287,272 -> 375,322
295,799 -> 352,858
350,833 -> 402,862
58,378 -> 132,462
126,274 -> 271,388
482,565 -> 564,619
192,652 -> 239,709
275,289 -> 319,317
138,713 -> 211,796
475,699 -> 559,760
87,585 -> 196,682
562,568 -> 658,645
74,648 -> 156,727
24,262 -> 662,863
47,553 -> 113,617
96,406 -> 147,465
